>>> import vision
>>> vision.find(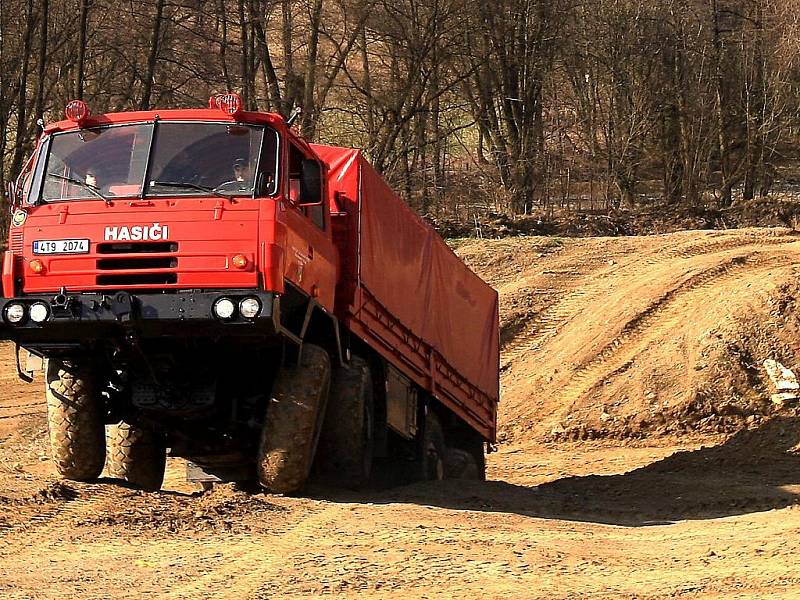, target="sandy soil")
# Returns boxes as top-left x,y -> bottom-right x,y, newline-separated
3,228 -> 800,599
